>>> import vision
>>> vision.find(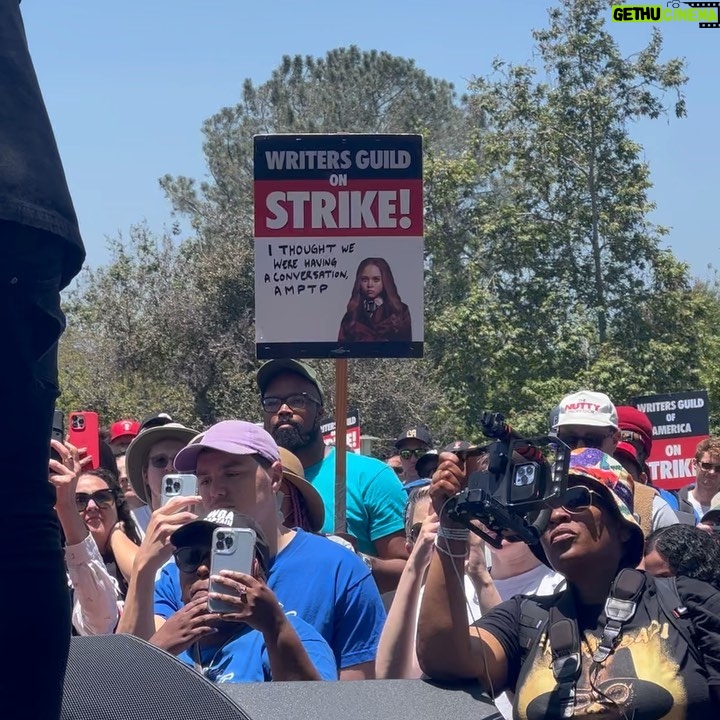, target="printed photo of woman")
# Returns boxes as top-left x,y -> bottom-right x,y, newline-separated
338,257 -> 412,342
